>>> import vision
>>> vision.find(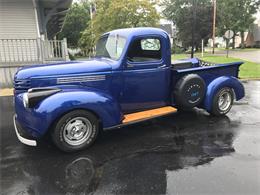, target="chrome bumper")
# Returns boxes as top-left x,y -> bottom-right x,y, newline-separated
13,115 -> 37,146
